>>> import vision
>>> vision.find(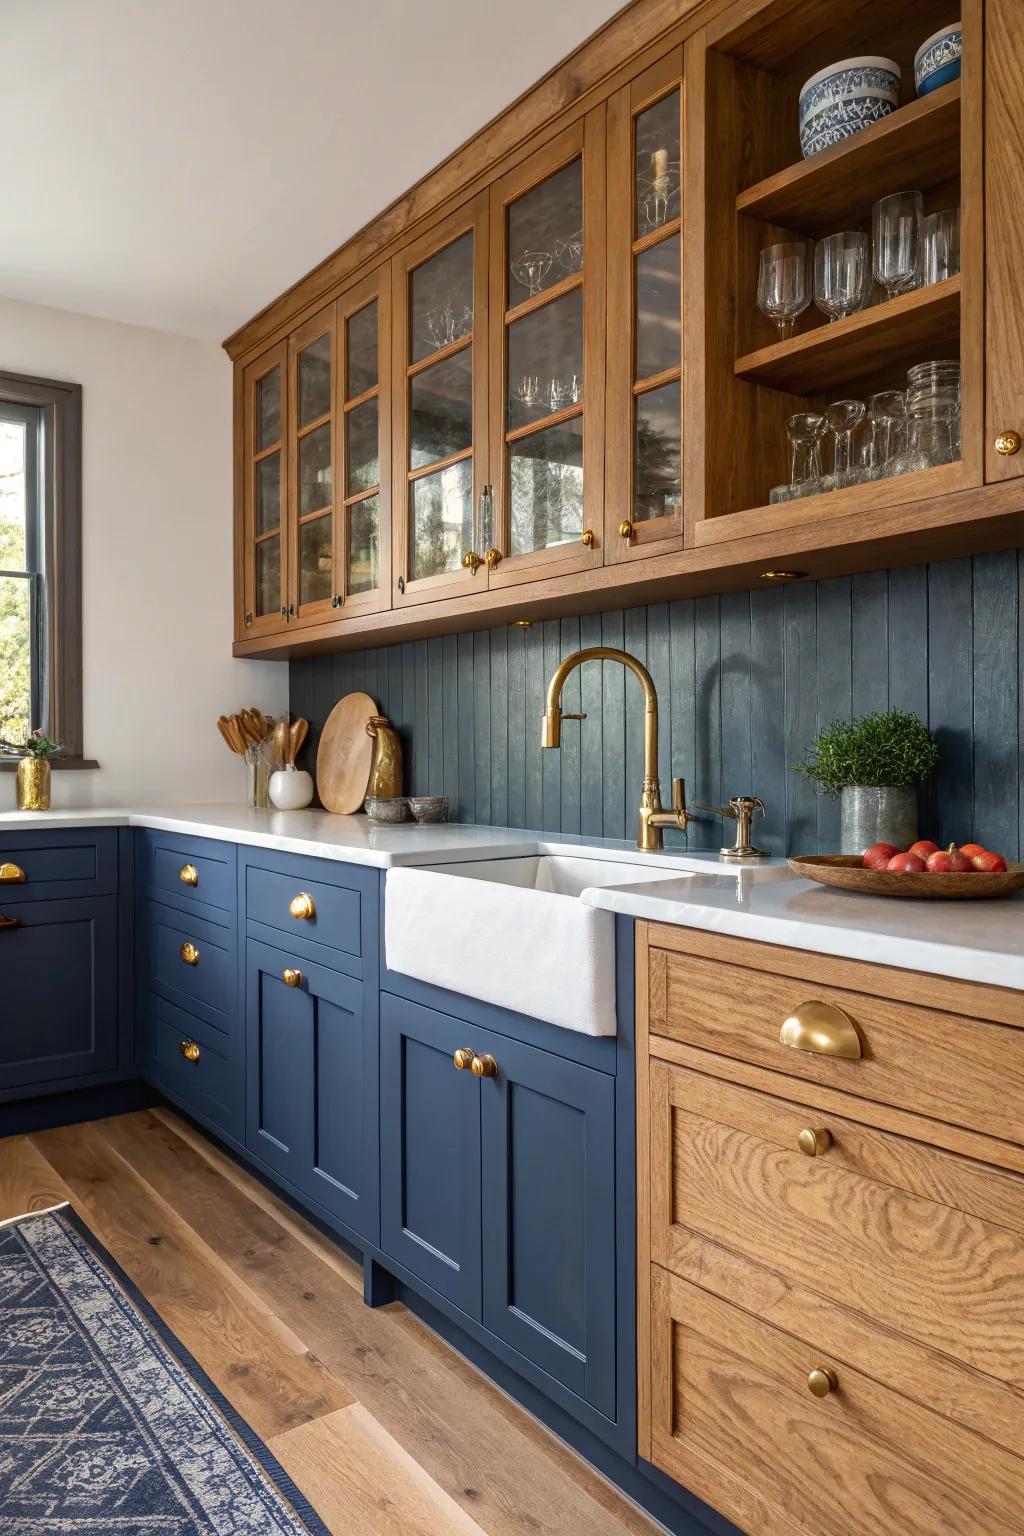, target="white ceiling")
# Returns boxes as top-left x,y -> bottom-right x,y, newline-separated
2,0 -> 622,342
